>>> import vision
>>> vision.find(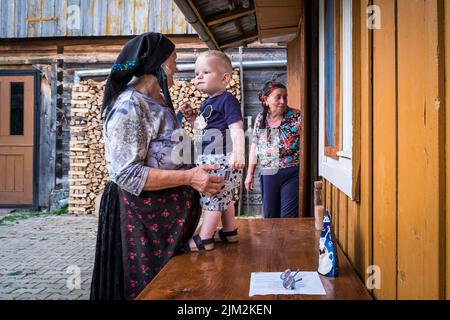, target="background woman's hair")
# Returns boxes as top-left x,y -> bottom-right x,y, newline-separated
259,104 -> 269,130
